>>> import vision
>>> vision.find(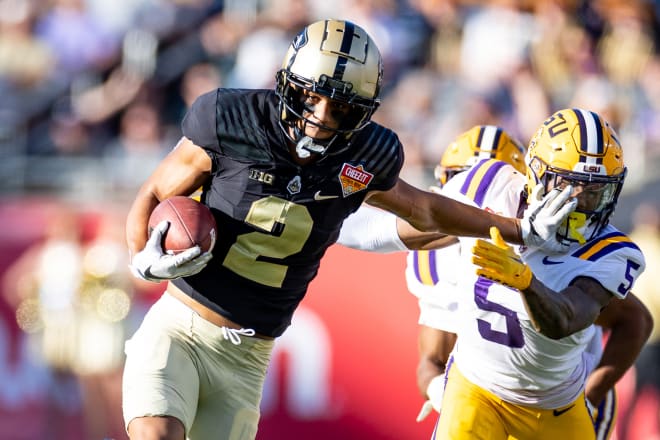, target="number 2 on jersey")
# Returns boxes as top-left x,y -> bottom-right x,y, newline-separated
223,196 -> 313,287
